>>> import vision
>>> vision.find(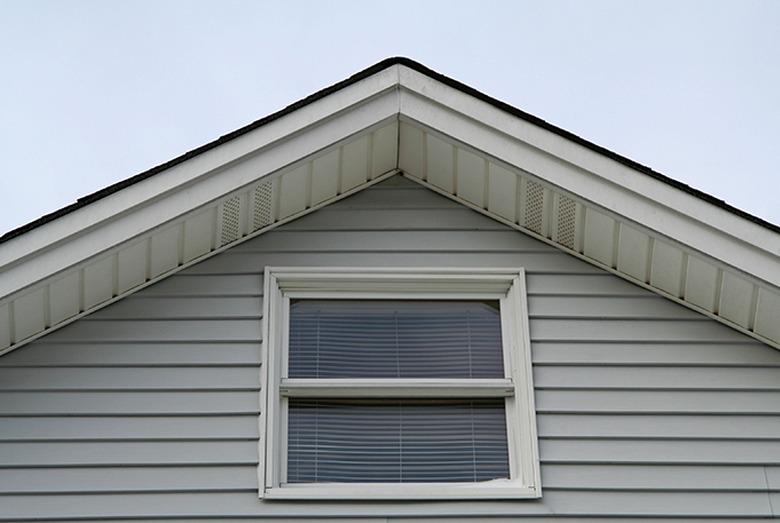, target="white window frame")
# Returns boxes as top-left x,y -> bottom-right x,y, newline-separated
259,267 -> 541,500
